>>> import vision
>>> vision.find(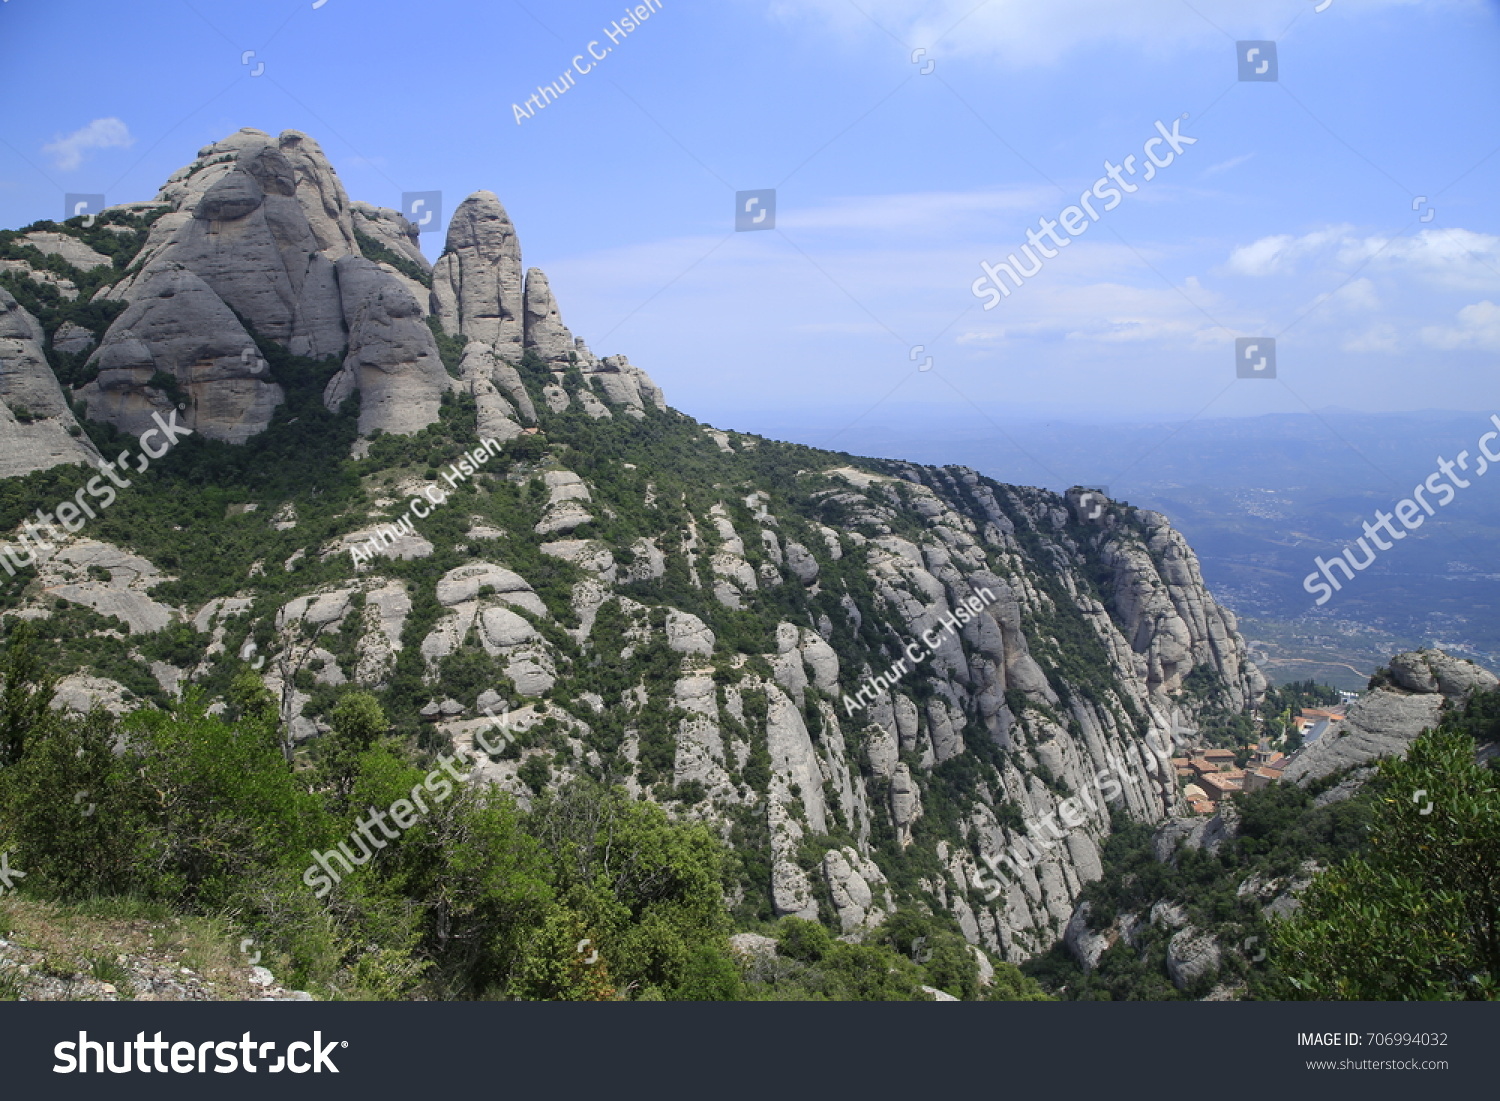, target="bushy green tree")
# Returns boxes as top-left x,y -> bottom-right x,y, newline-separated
1272,703 -> 1500,1000
514,906 -> 615,1001
317,691 -> 390,803
125,691 -> 326,907
0,621 -> 56,767
528,780 -> 738,999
